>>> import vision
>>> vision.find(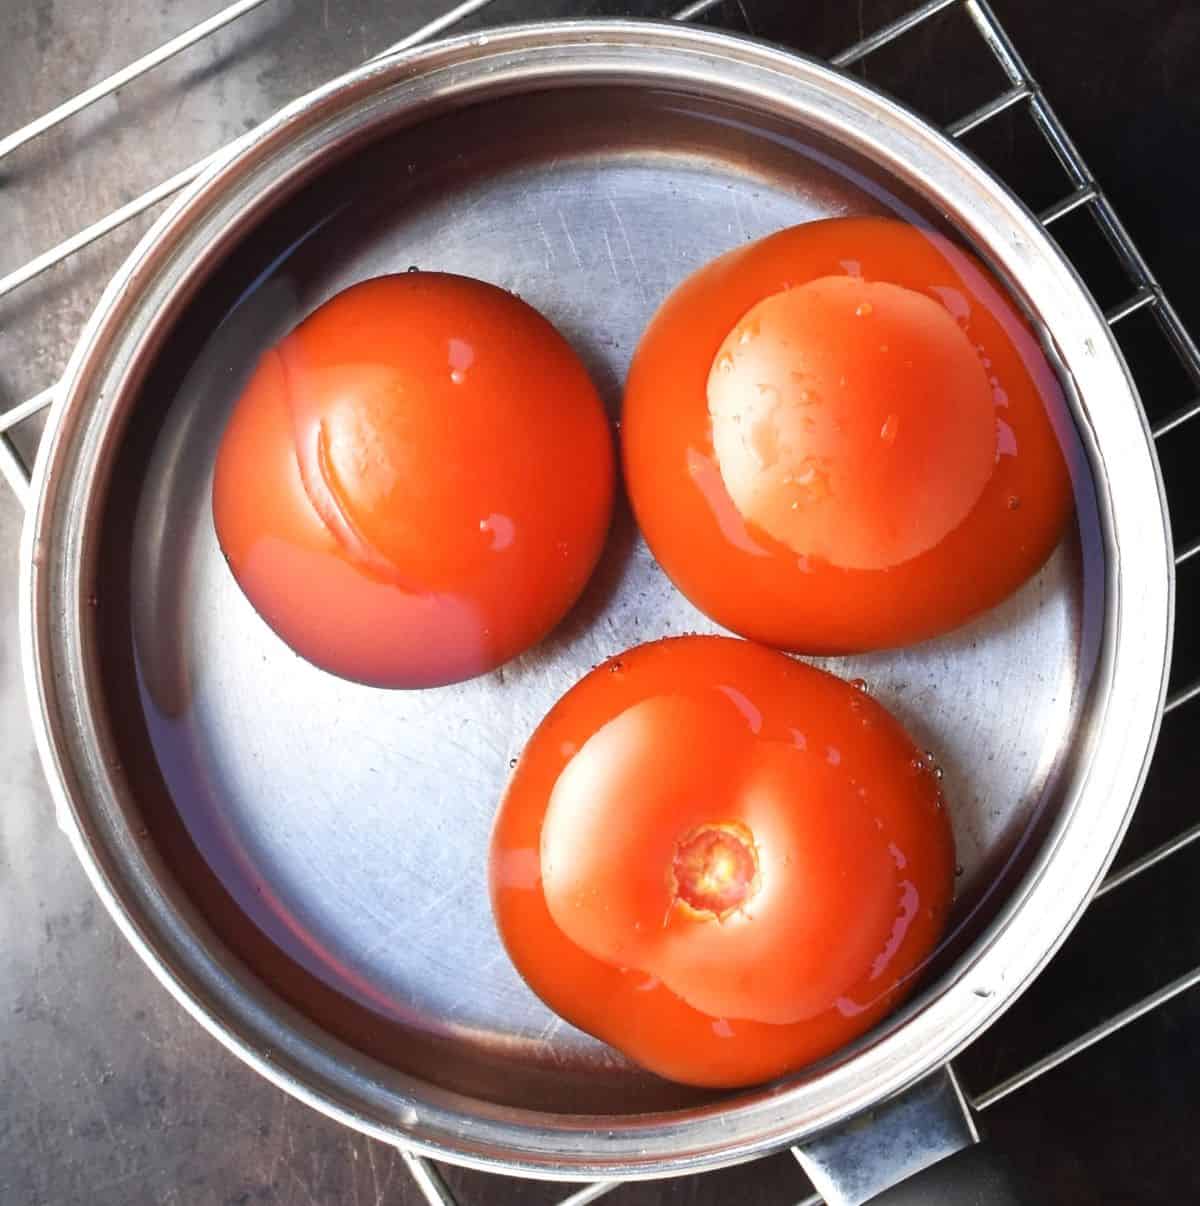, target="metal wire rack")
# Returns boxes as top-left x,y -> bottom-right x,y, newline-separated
2,0 -> 1198,1202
